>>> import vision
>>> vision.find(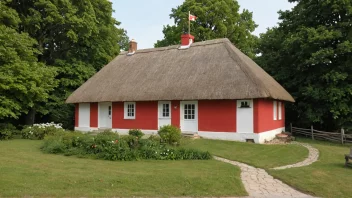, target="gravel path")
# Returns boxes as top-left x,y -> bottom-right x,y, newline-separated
214,156 -> 315,198
272,142 -> 319,170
